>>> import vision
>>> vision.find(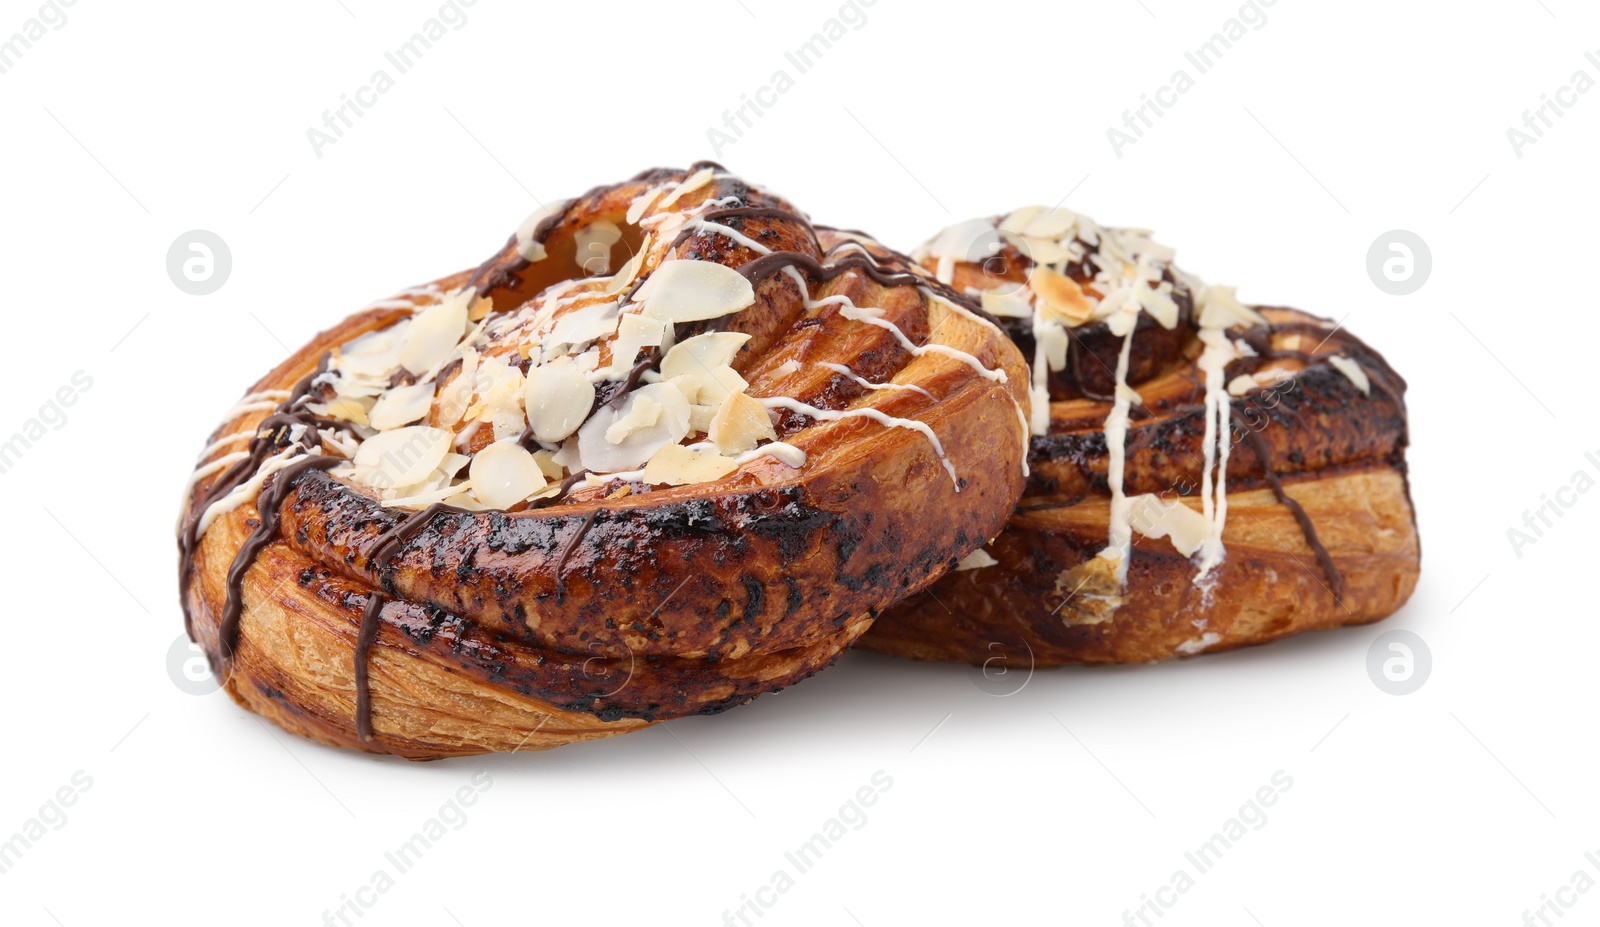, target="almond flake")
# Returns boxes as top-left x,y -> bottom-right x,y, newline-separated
307,397 -> 371,426
604,248 -> 647,297
546,300 -> 620,348
981,289 -> 1033,319
604,312 -> 668,378
531,448 -> 565,480
708,391 -> 778,455
577,382 -> 690,472
368,382 -> 436,430
1022,207 -> 1077,240
434,348 -> 479,426
1029,266 -> 1095,326
1127,493 -> 1211,557
660,332 -> 751,379
400,290 -> 470,375
352,426 -> 452,489
1227,374 -> 1260,396
1328,355 -> 1371,394
1138,282 -> 1180,329
1018,234 -> 1075,266
954,548 -> 999,571
998,206 -> 1041,235
626,186 -> 665,225
524,359 -> 595,443
469,440 -> 547,509
643,442 -> 737,486
636,260 -> 756,323
1197,285 -> 1268,330
656,166 -> 716,211
669,367 -> 747,406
